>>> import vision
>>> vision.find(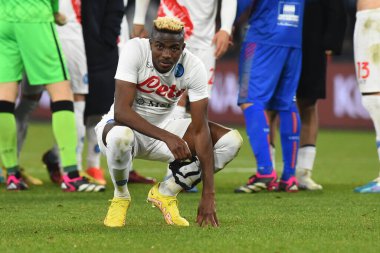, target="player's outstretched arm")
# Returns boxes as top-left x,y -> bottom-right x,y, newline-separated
114,80 -> 192,161
189,98 -> 219,227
